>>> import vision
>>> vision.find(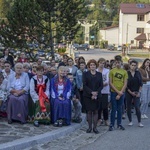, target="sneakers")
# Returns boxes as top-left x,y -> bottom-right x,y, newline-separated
109,125 -> 114,131
117,125 -> 125,130
128,122 -> 133,126
144,114 -> 148,119
141,115 -> 145,119
141,114 -> 148,119
138,123 -> 144,127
